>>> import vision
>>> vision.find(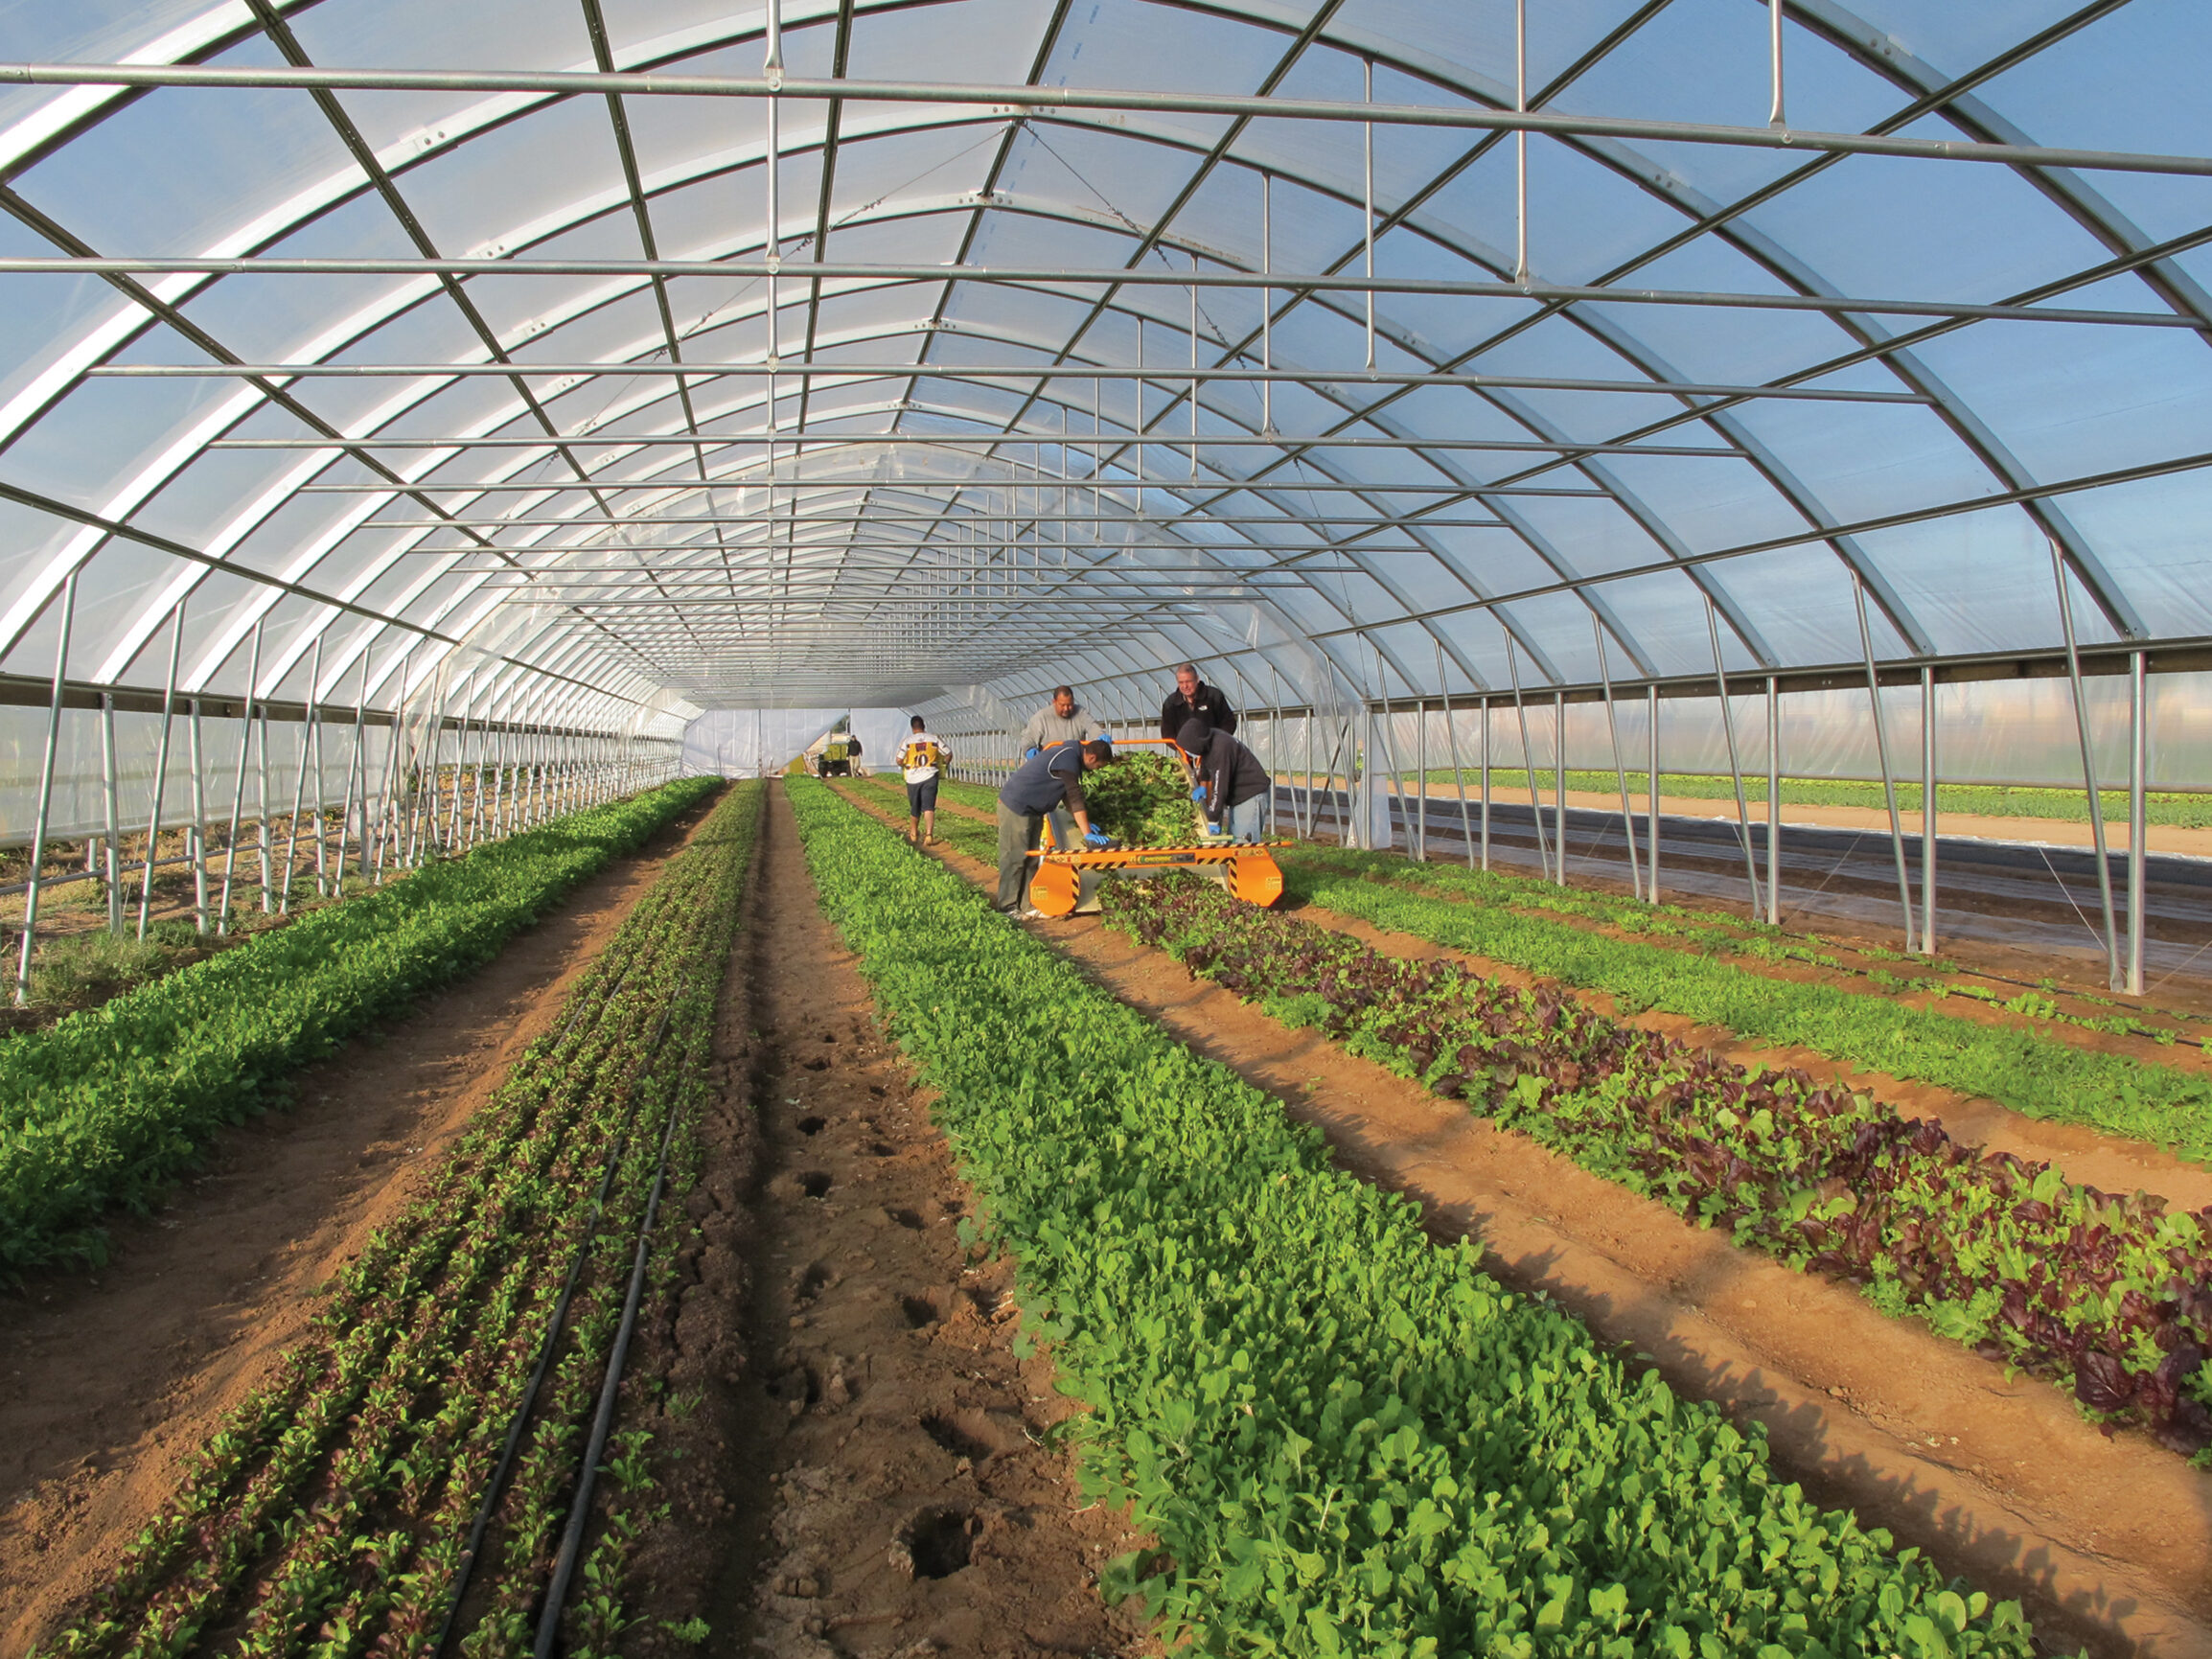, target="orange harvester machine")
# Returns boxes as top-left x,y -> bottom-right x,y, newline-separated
1025,738 -> 1286,917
